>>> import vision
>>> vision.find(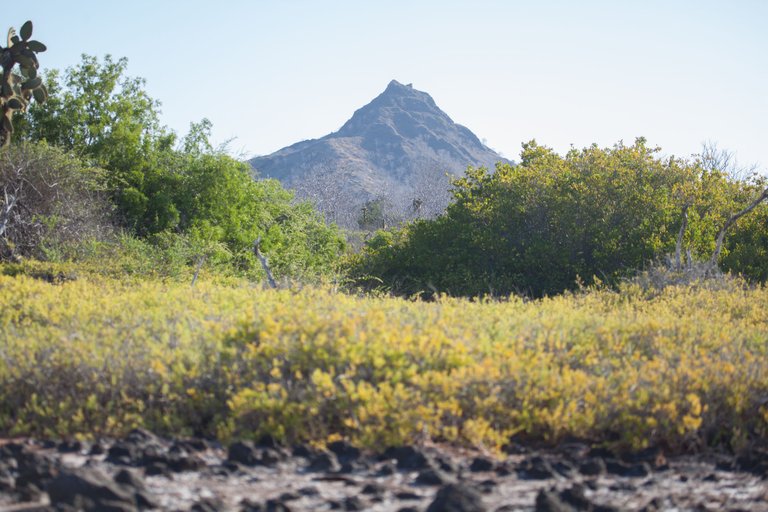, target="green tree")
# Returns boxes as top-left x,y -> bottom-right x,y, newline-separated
350,139 -> 761,297
15,54 -> 346,280
15,55 -> 175,229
